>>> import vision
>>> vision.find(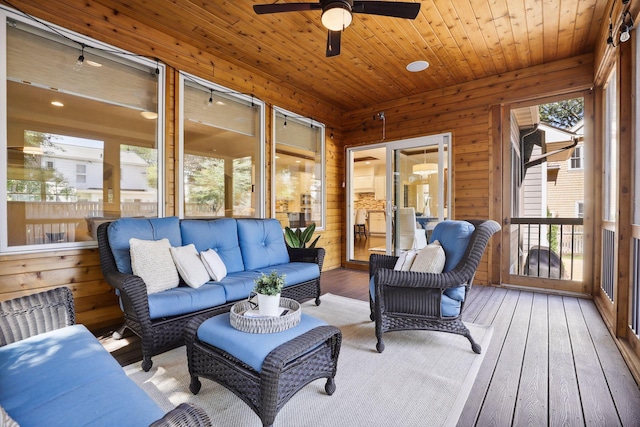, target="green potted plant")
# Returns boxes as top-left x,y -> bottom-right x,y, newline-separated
284,222 -> 320,248
253,270 -> 286,316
